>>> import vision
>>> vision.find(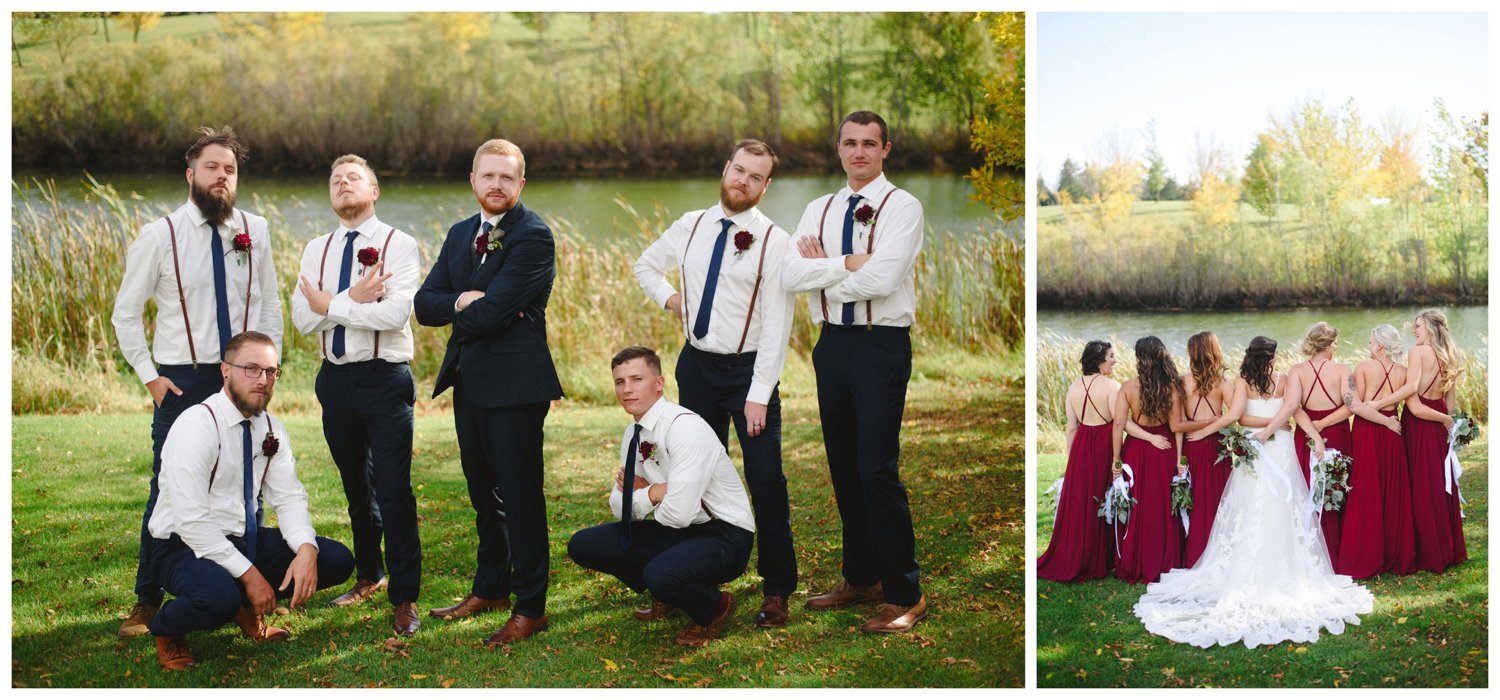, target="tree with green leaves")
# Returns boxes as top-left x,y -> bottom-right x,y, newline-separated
967,11 -> 1023,220
1056,157 -> 1088,204
116,11 -> 163,43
